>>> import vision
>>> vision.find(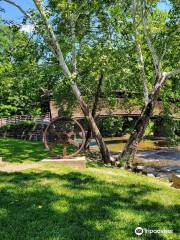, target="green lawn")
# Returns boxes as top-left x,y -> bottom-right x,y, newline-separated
0,138 -> 51,162
0,138 -> 81,163
0,138 -> 179,240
